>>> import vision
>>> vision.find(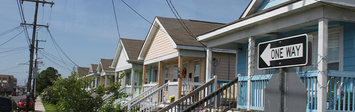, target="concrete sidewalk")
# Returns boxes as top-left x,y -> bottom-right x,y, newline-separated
34,97 -> 45,112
